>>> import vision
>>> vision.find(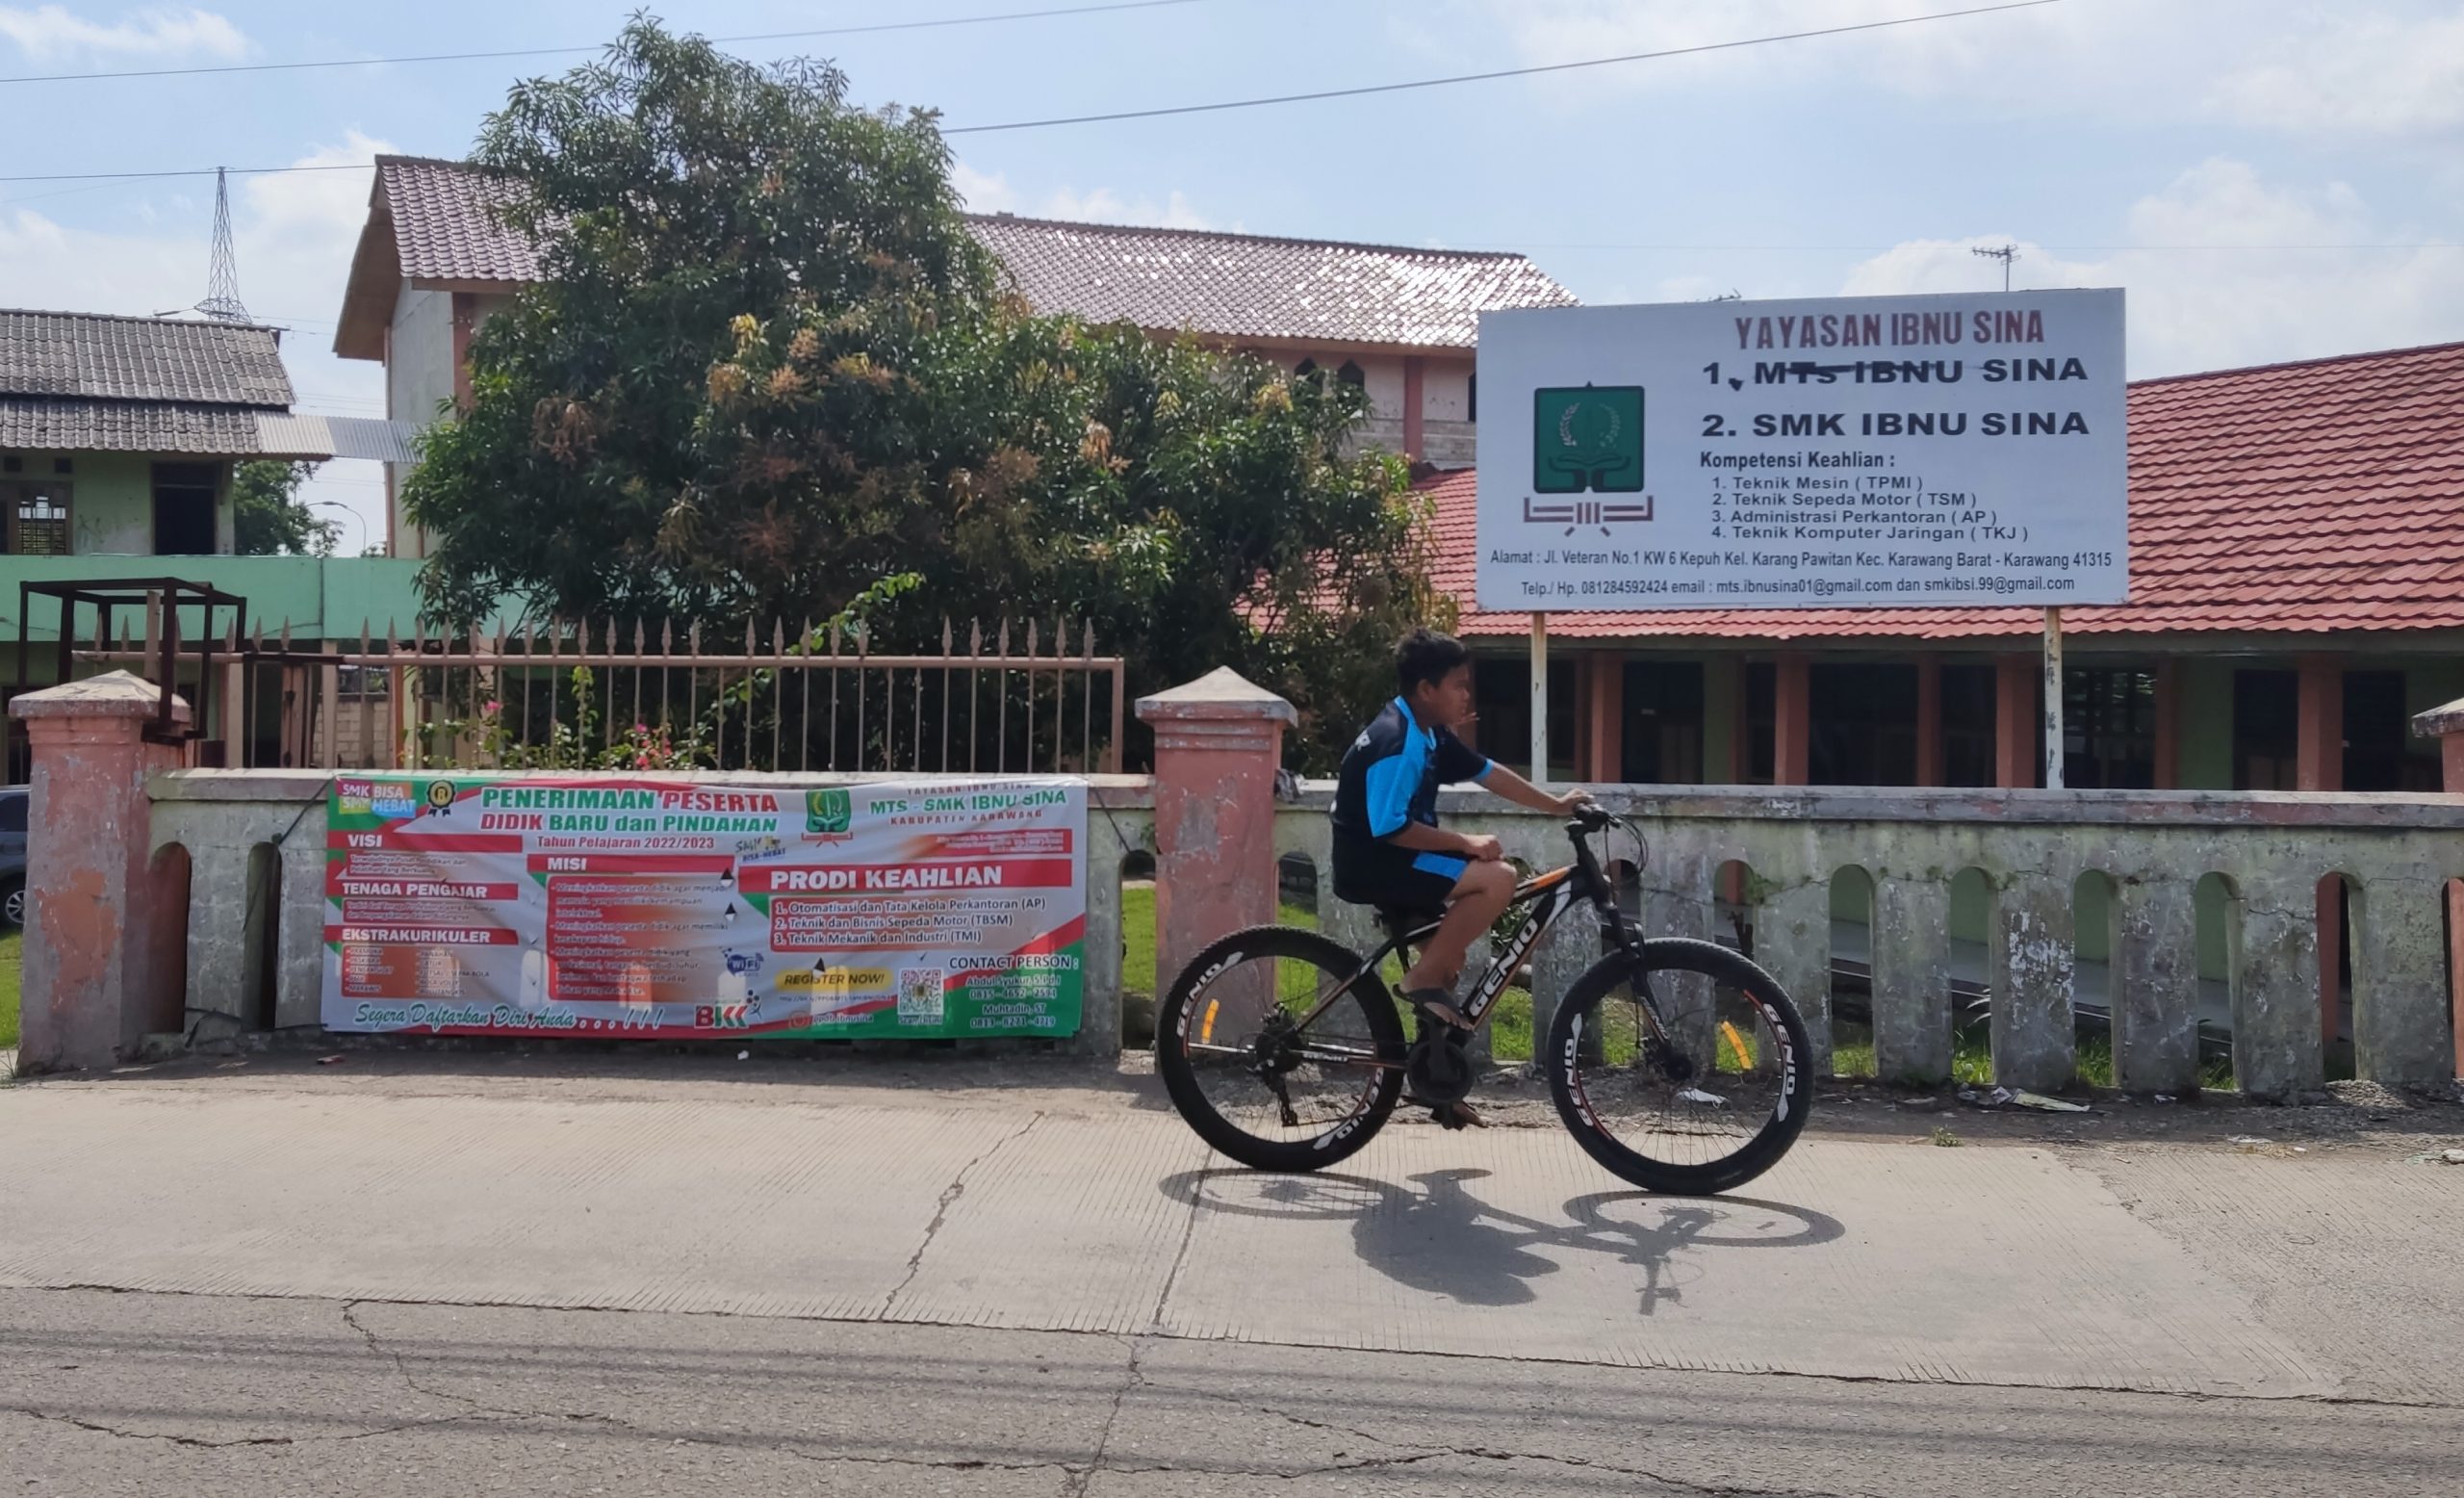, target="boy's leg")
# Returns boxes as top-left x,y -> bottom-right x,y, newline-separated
1400,859 -> 1516,1027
